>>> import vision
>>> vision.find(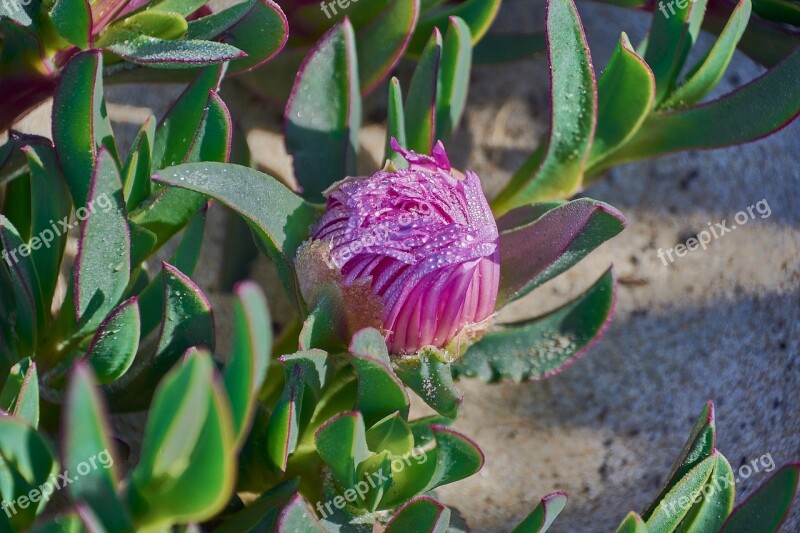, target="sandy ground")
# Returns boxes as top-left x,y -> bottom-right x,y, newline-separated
11,0 -> 799,531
